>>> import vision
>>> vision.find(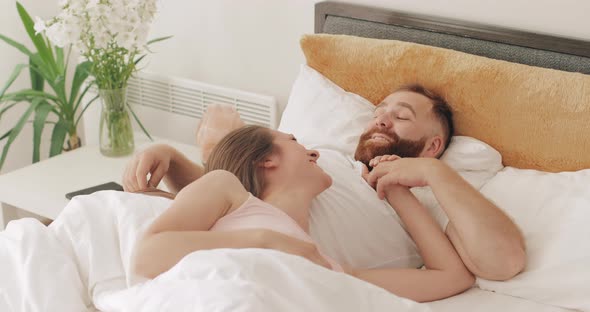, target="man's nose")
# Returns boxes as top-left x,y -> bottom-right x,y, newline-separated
374,114 -> 392,129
